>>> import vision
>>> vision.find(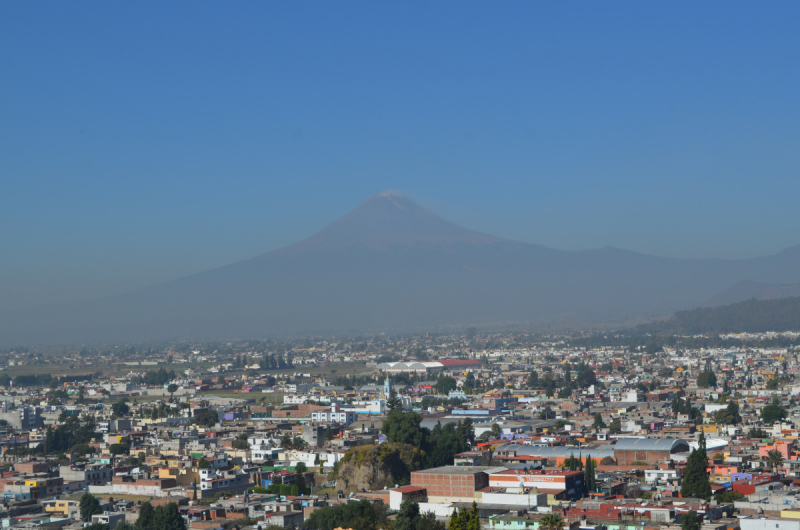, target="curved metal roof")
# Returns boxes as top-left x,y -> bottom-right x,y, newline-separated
504,444 -> 616,459
613,438 -> 689,452
376,361 -> 443,369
